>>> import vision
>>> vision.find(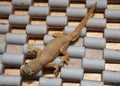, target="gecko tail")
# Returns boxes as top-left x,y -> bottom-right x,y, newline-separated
67,2 -> 97,41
